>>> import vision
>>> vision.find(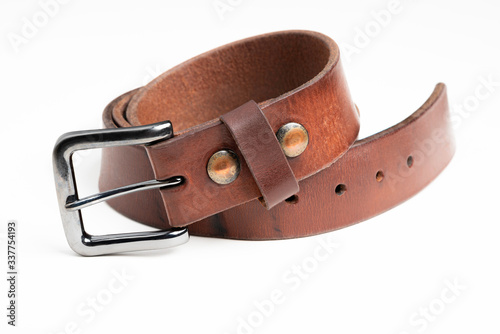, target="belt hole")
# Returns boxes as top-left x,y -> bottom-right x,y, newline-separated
335,184 -> 346,196
376,170 -> 384,182
407,155 -> 414,168
285,195 -> 299,204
